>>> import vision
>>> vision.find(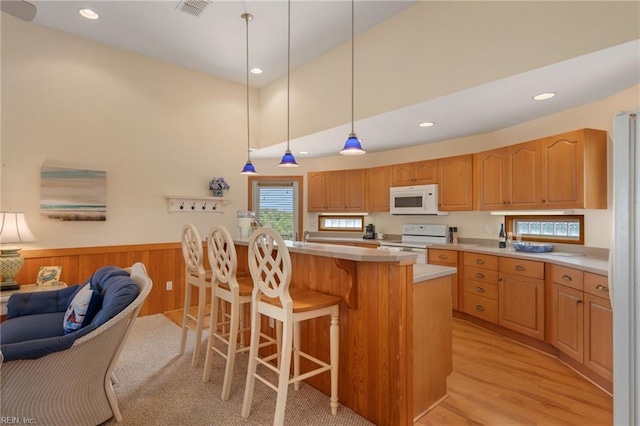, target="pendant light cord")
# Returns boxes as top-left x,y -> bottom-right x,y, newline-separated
245,14 -> 251,156
287,0 -> 291,150
351,0 -> 354,135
